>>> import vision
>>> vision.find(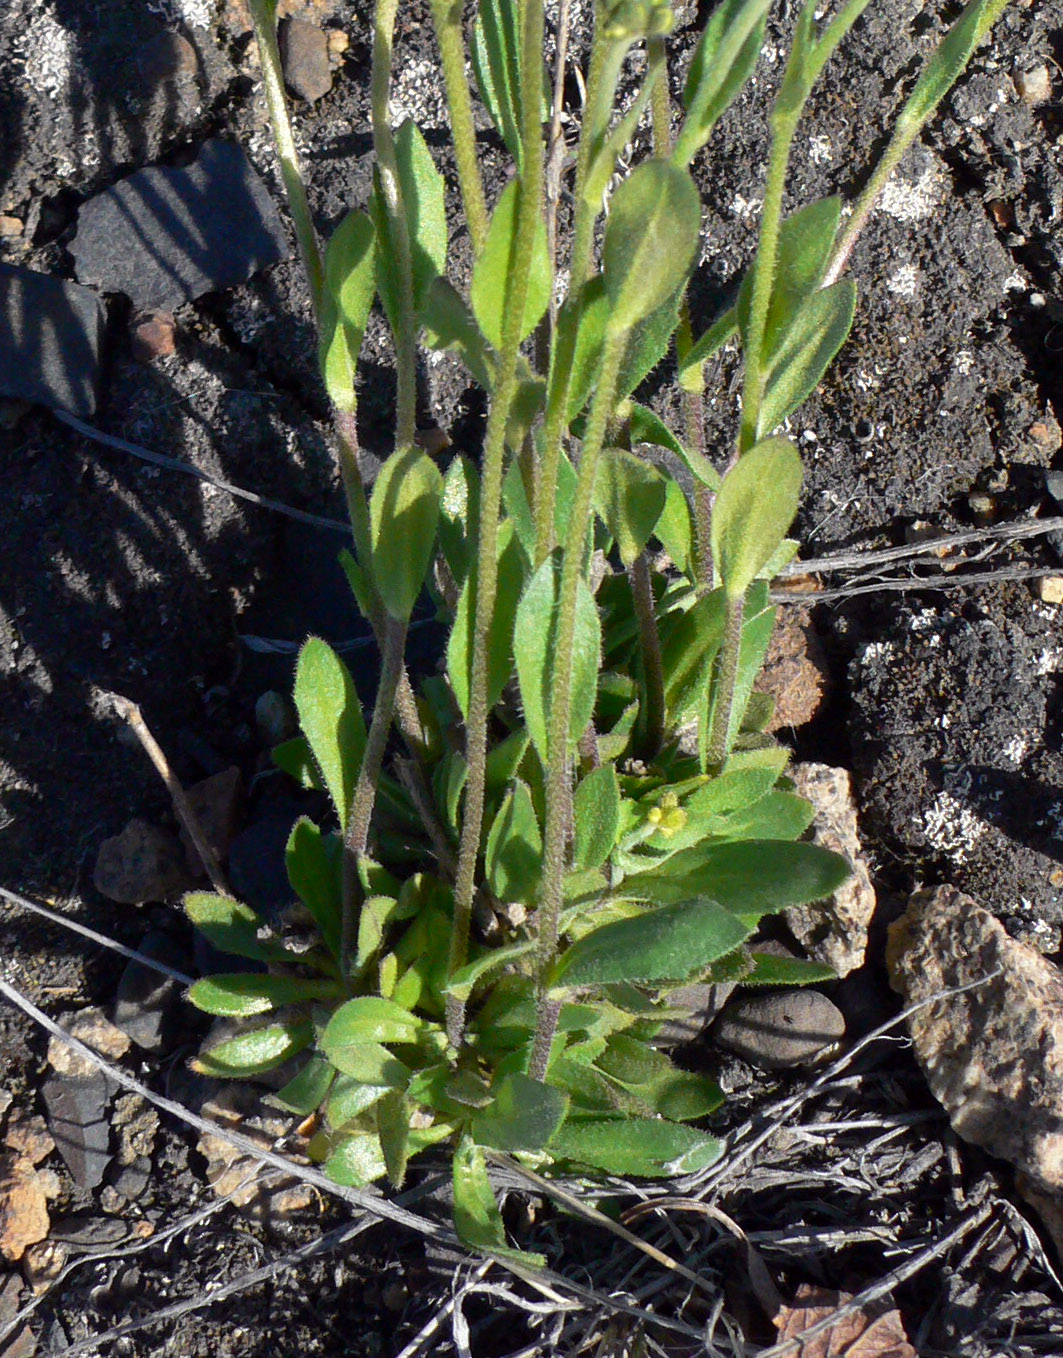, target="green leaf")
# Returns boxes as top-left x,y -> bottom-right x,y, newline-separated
187,973 -> 341,1018
678,306 -> 738,391
319,209 -> 376,412
356,894 -> 406,970
438,454 -> 481,587
294,638 -> 366,828
321,1037 -> 412,1088
705,587 -> 777,759
445,939 -> 537,1006
503,449 -> 577,559
327,1075 -> 390,1127
447,522 -> 524,718
369,445 -> 443,620
421,278 -> 495,392
471,0 -> 549,169
757,280 -> 856,438
710,437 -> 803,599
193,1018 -> 313,1078
645,1068 -> 725,1122
471,179 -> 553,350
322,995 -> 423,1050
549,1117 -> 721,1176
184,892 -> 289,966
271,735 -> 324,792
556,282 -> 608,424
712,789 -> 815,842
377,1089 -> 412,1188
745,952 -> 837,985
737,197 -> 842,364
472,1072 -> 568,1152
619,286 -> 685,399
628,403 -> 721,491
594,447 -> 667,567
660,588 -> 727,721
603,161 -> 701,333
551,898 -> 753,991
453,1134 -> 545,1265
338,548 -> 376,624
273,1055 -> 336,1116
323,1130 -> 388,1188
654,480 -> 693,576
485,779 -> 542,905
513,553 -> 601,761
898,0 -> 1011,136
485,728 -> 530,798
373,119 -> 447,324
675,0 -> 769,164
631,839 -> 851,922
572,764 -> 621,872
286,817 -> 341,958
433,750 -> 468,840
